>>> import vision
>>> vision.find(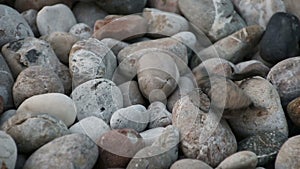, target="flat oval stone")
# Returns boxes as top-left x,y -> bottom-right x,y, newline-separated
13,66 -> 64,107
69,23 -> 92,40
0,5 -> 33,47
95,0 -> 147,14
287,97 -> 300,127
0,131 -> 17,169
267,57 -> 300,107
148,101 -> 172,128
216,151 -> 258,169
1,112 -> 70,153
16,93 -> 77,127
140,127 -> 165,147
275,135 -> 300,169
23,133 -> 98,169
170,159 -> 213,169
71,79 -> 123,123
118,81 -> 146,107
37,4 -> 77,35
